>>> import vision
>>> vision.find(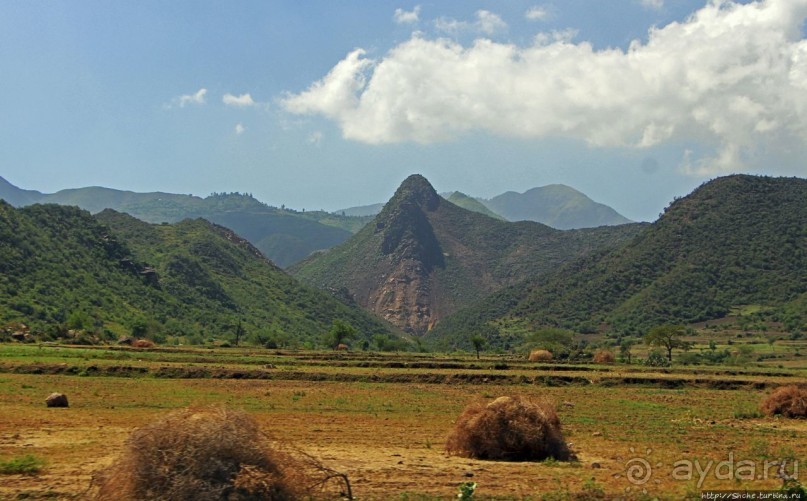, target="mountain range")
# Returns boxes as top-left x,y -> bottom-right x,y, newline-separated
291,175 -> 644,335
0,201 -> 395,347
426,175 -> 807,349
339,183 -> 633,229
0,176 -> 366,268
